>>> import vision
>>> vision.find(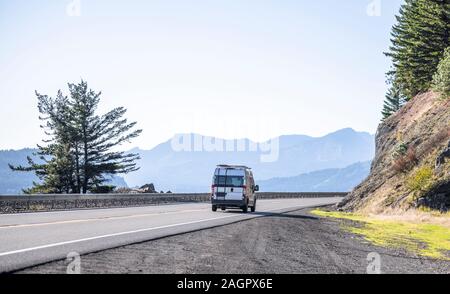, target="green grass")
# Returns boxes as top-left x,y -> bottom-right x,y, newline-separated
311,209 -> 450,260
